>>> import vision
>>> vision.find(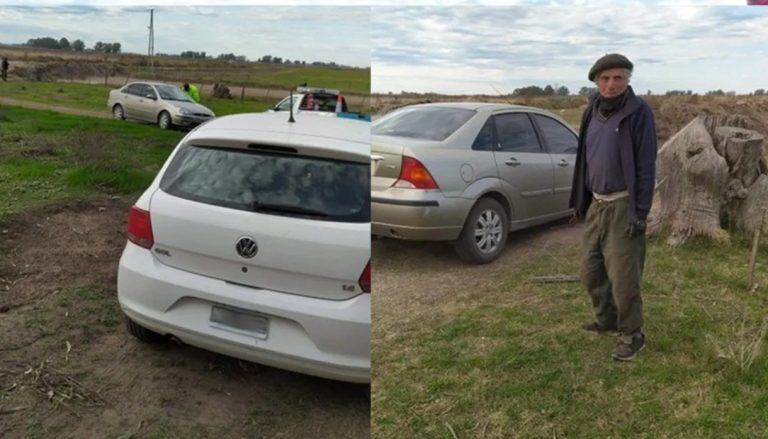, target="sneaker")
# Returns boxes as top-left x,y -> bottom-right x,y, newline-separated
582,321 -> 619,336
612,331 -> 645,361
